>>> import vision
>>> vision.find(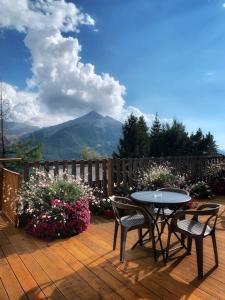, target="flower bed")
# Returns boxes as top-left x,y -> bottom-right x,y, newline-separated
17,170 -> 92,241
